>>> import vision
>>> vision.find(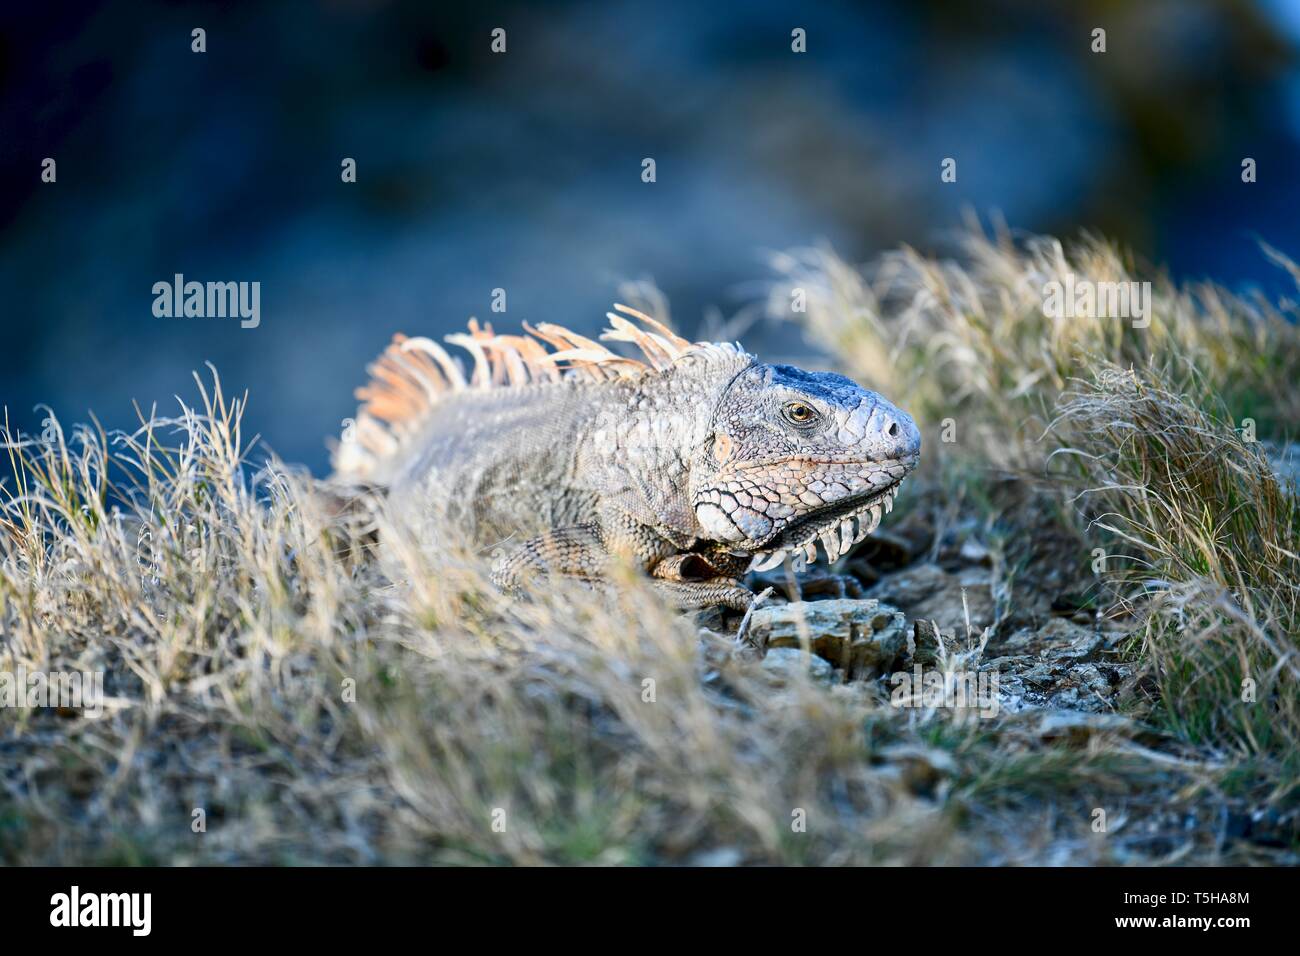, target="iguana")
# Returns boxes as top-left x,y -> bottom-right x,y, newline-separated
331,304 -> 921,610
